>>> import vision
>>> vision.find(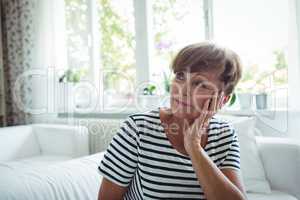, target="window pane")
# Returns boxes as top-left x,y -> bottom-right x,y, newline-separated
98,0 -> 136,110
65,0 -> 90,78
213,0 -> 288,109
151,0 -> 206,93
